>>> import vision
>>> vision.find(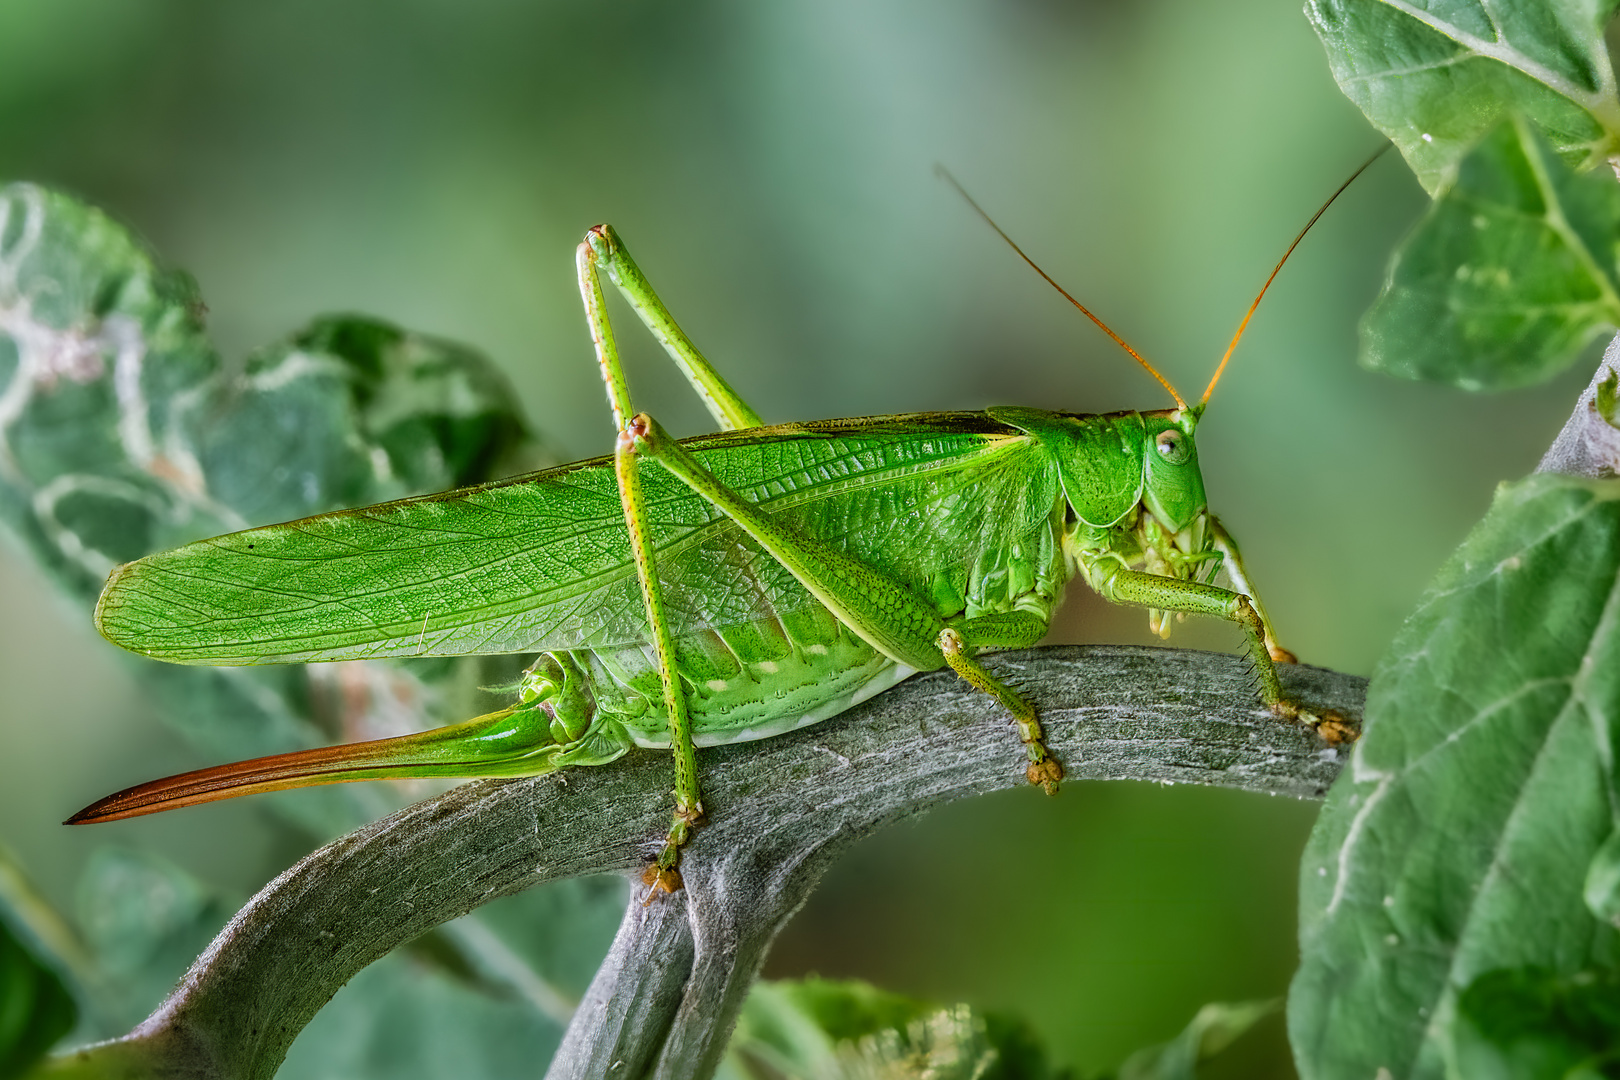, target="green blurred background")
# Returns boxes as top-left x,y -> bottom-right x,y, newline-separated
0,0 -> 1600,1074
